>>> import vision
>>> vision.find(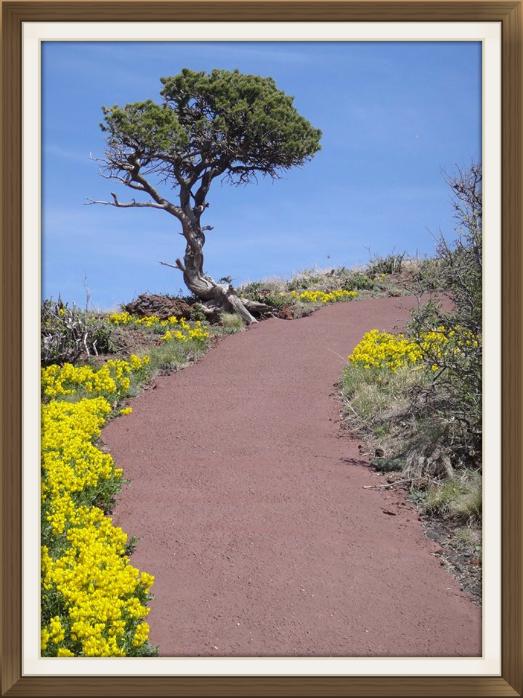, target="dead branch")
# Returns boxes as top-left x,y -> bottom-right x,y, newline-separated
160,259 -> 185,272
362,479 -> 417,490
85,192 -> 166,209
